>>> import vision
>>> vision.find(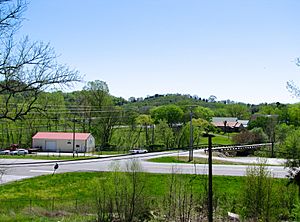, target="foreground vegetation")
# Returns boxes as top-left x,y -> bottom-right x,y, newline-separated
0,162 -> 299,221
